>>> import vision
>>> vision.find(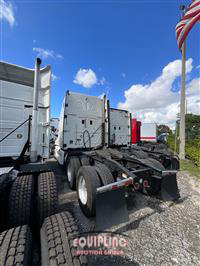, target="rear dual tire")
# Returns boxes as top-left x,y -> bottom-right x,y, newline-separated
66,156 -> 91,190
66,157 -> 81,190
77,166 -> 101,217
76,164 -> 114,217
